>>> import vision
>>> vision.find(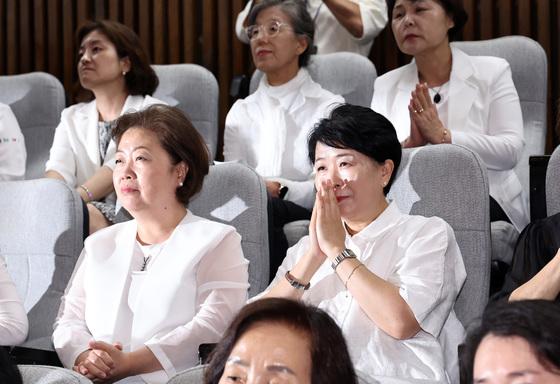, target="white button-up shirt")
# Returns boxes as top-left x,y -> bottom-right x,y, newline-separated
268,202 -> 466,383
0,256 -> 28,346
